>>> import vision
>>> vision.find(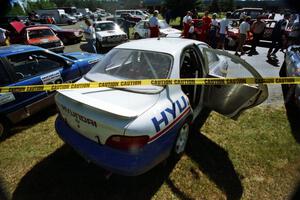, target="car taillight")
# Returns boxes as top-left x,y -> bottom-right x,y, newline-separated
106,135 -> 149,152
